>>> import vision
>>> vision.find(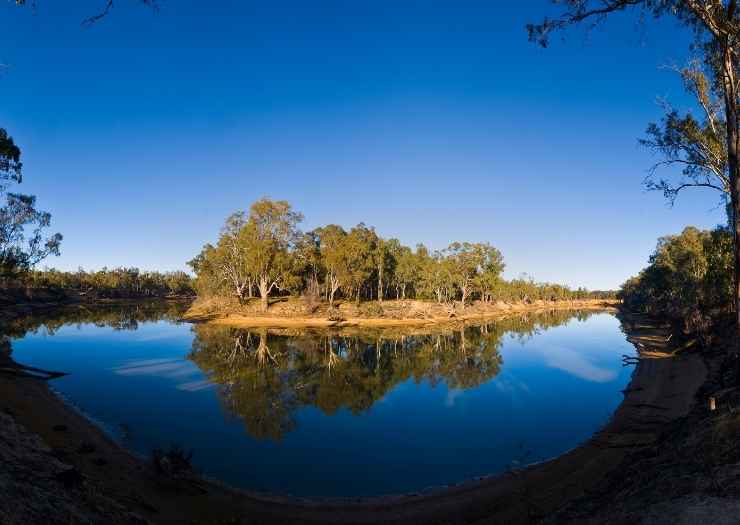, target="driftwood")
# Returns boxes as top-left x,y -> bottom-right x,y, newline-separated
0,362 -> 68,380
